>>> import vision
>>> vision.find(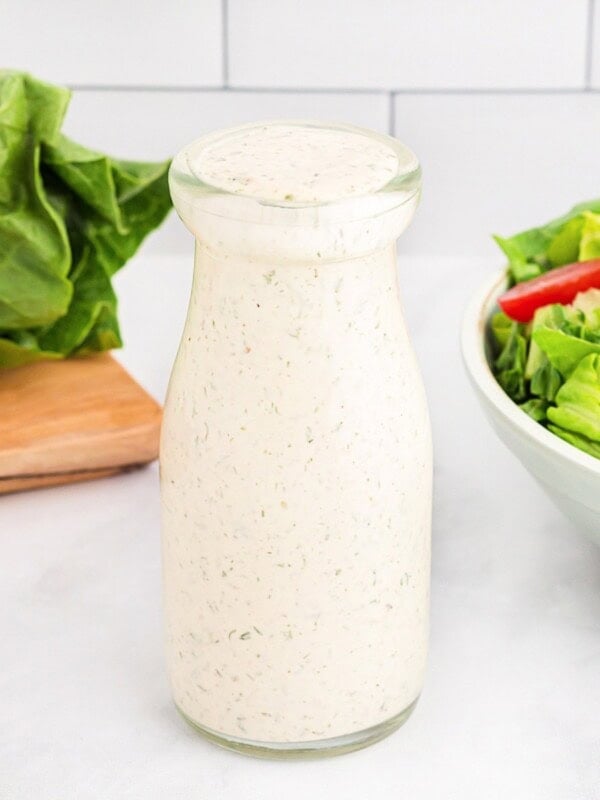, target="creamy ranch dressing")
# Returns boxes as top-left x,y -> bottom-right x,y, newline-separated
192,124 -> 400,203
162,121 -> 431,750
